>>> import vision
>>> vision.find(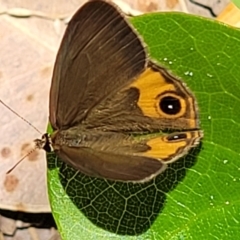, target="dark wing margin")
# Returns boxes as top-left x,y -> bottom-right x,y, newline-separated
49,0 -> 147,130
